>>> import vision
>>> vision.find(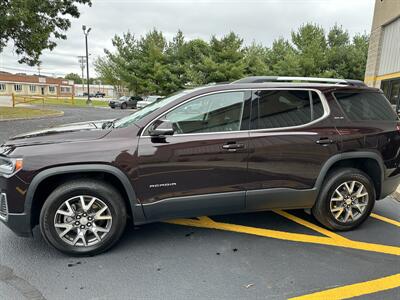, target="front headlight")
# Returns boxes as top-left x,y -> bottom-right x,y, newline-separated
0,157 -> 23,175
